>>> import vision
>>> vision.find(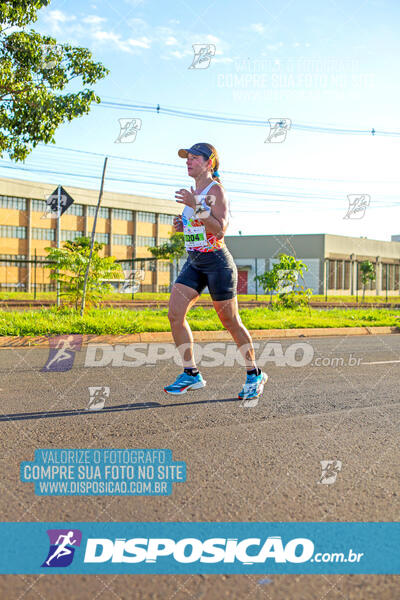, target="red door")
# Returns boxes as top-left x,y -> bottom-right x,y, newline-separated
237,270 -> 248,294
